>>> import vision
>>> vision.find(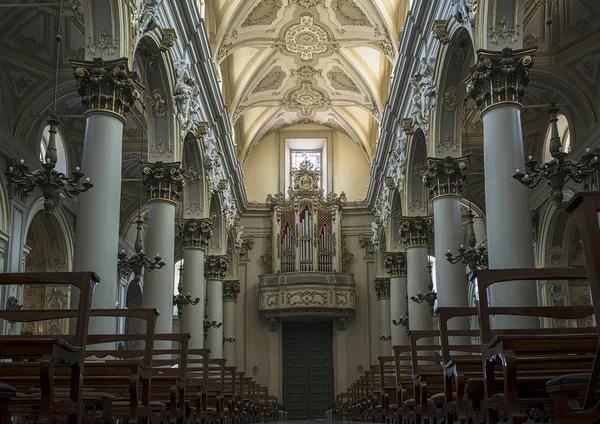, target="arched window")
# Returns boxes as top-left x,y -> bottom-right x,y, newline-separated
544,114 -> 571,163
40,124 -> 68,174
